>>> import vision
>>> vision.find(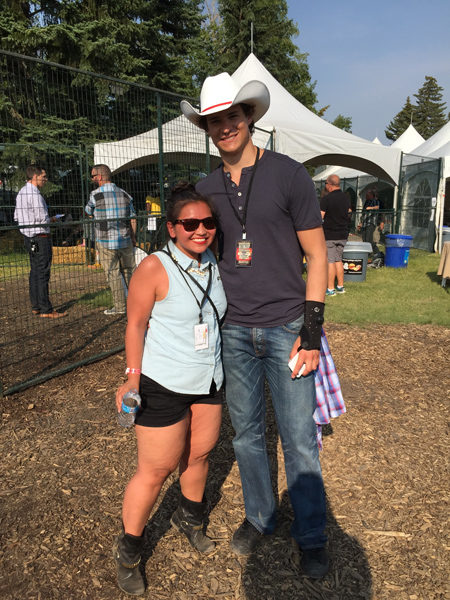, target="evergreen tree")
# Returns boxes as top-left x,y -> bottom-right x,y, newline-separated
213,0 -> 317,109
413,76 -> 447,139
385,96 -> 415,141
0,0 -> 203,93
332,114 -> 352,133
